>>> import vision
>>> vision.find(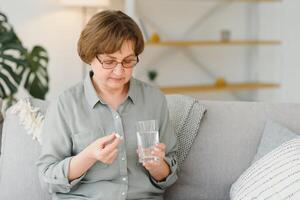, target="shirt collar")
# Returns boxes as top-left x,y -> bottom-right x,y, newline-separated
84,71 -> 137,109
127,77 -> 137,104
84,71 -> 101,109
